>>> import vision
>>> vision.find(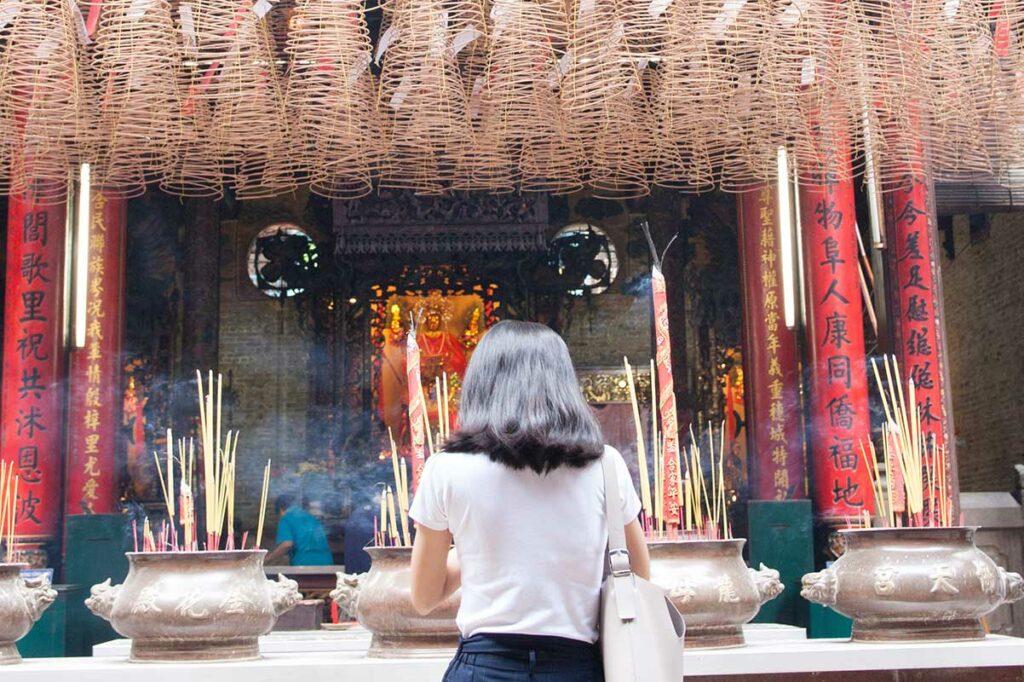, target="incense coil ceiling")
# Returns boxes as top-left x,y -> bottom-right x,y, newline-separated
0,0 -> 1020,201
